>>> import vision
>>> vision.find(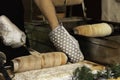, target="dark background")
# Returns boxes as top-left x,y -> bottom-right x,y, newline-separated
22,0 -> 102,22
